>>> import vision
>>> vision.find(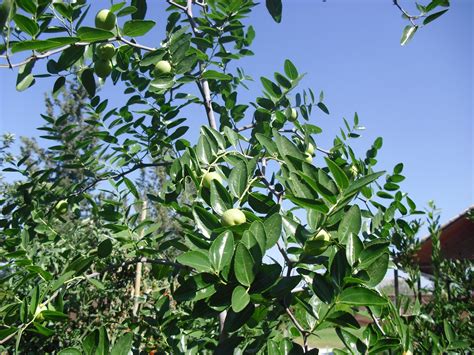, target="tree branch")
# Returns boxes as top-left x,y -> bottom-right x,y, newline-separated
393,0 -> 417,26
167,0 -> 218,130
